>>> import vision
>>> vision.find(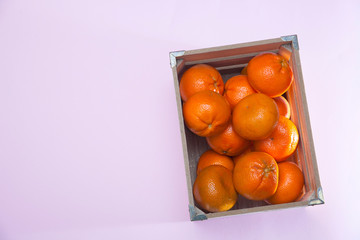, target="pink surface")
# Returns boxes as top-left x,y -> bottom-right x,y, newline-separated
0,0 -> 359,239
